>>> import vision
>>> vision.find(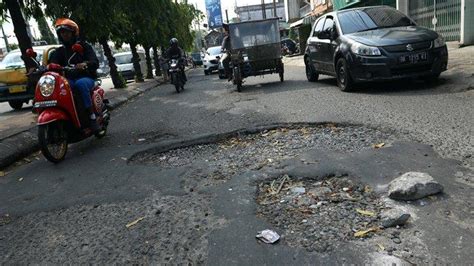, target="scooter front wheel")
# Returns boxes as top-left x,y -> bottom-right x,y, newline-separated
38,122 -> 68,163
